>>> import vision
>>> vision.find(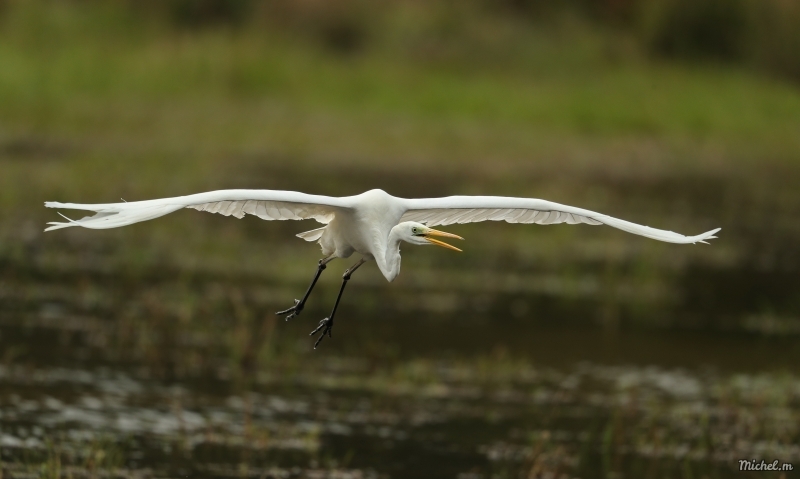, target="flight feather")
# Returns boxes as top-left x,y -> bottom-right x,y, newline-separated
44,189 -> 349,231
400,196 -> 719,244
